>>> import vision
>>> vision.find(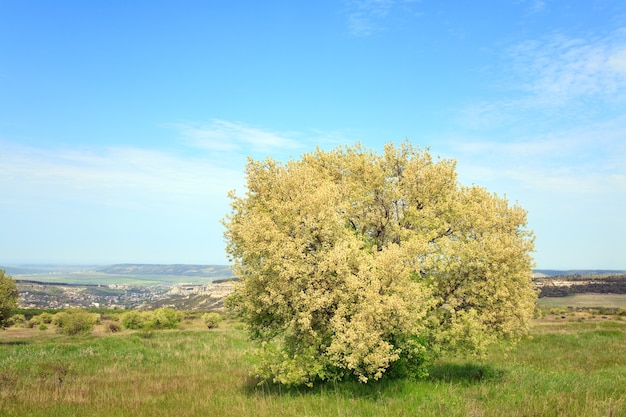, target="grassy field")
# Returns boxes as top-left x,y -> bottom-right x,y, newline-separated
1,314 -> 625,417
13,272 -> 221,285
538,294 -> 626,309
